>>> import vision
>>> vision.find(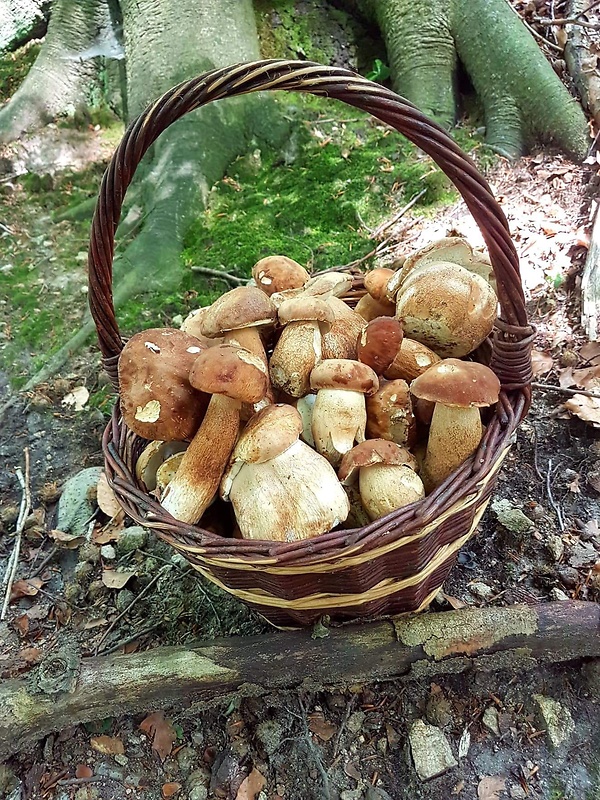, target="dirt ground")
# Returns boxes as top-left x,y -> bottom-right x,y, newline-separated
1,134 -> 600,799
